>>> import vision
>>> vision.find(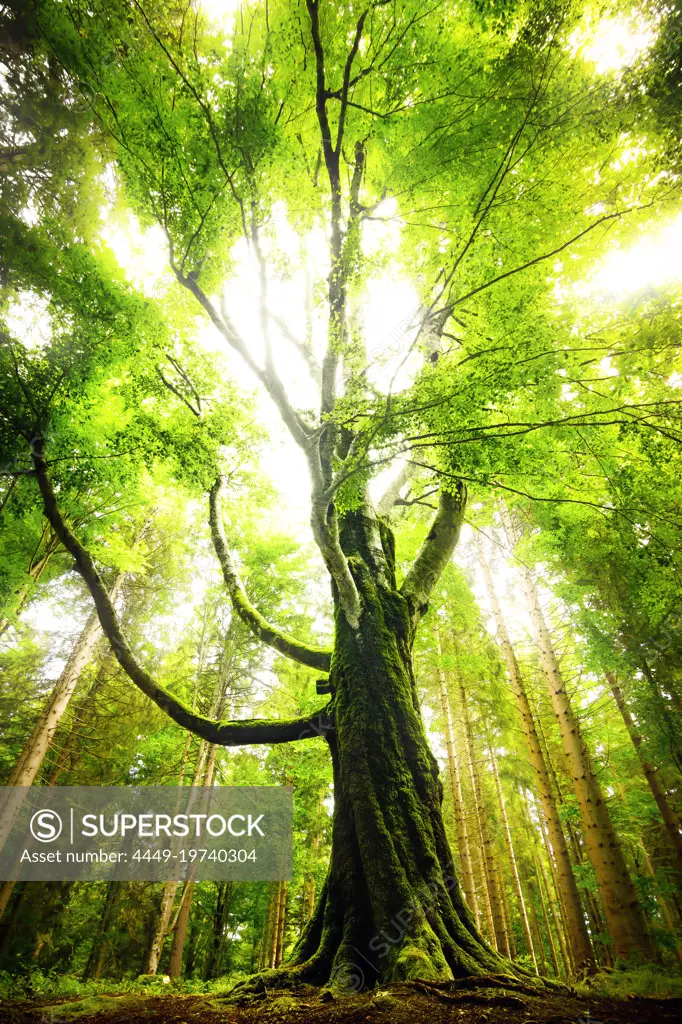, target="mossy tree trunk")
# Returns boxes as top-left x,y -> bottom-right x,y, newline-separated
35,438 -> 521,990
285,505 -> 510,990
